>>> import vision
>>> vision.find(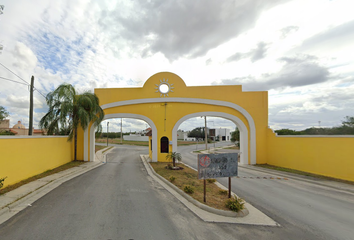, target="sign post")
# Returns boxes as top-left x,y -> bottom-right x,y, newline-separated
198,153 -> 238,202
